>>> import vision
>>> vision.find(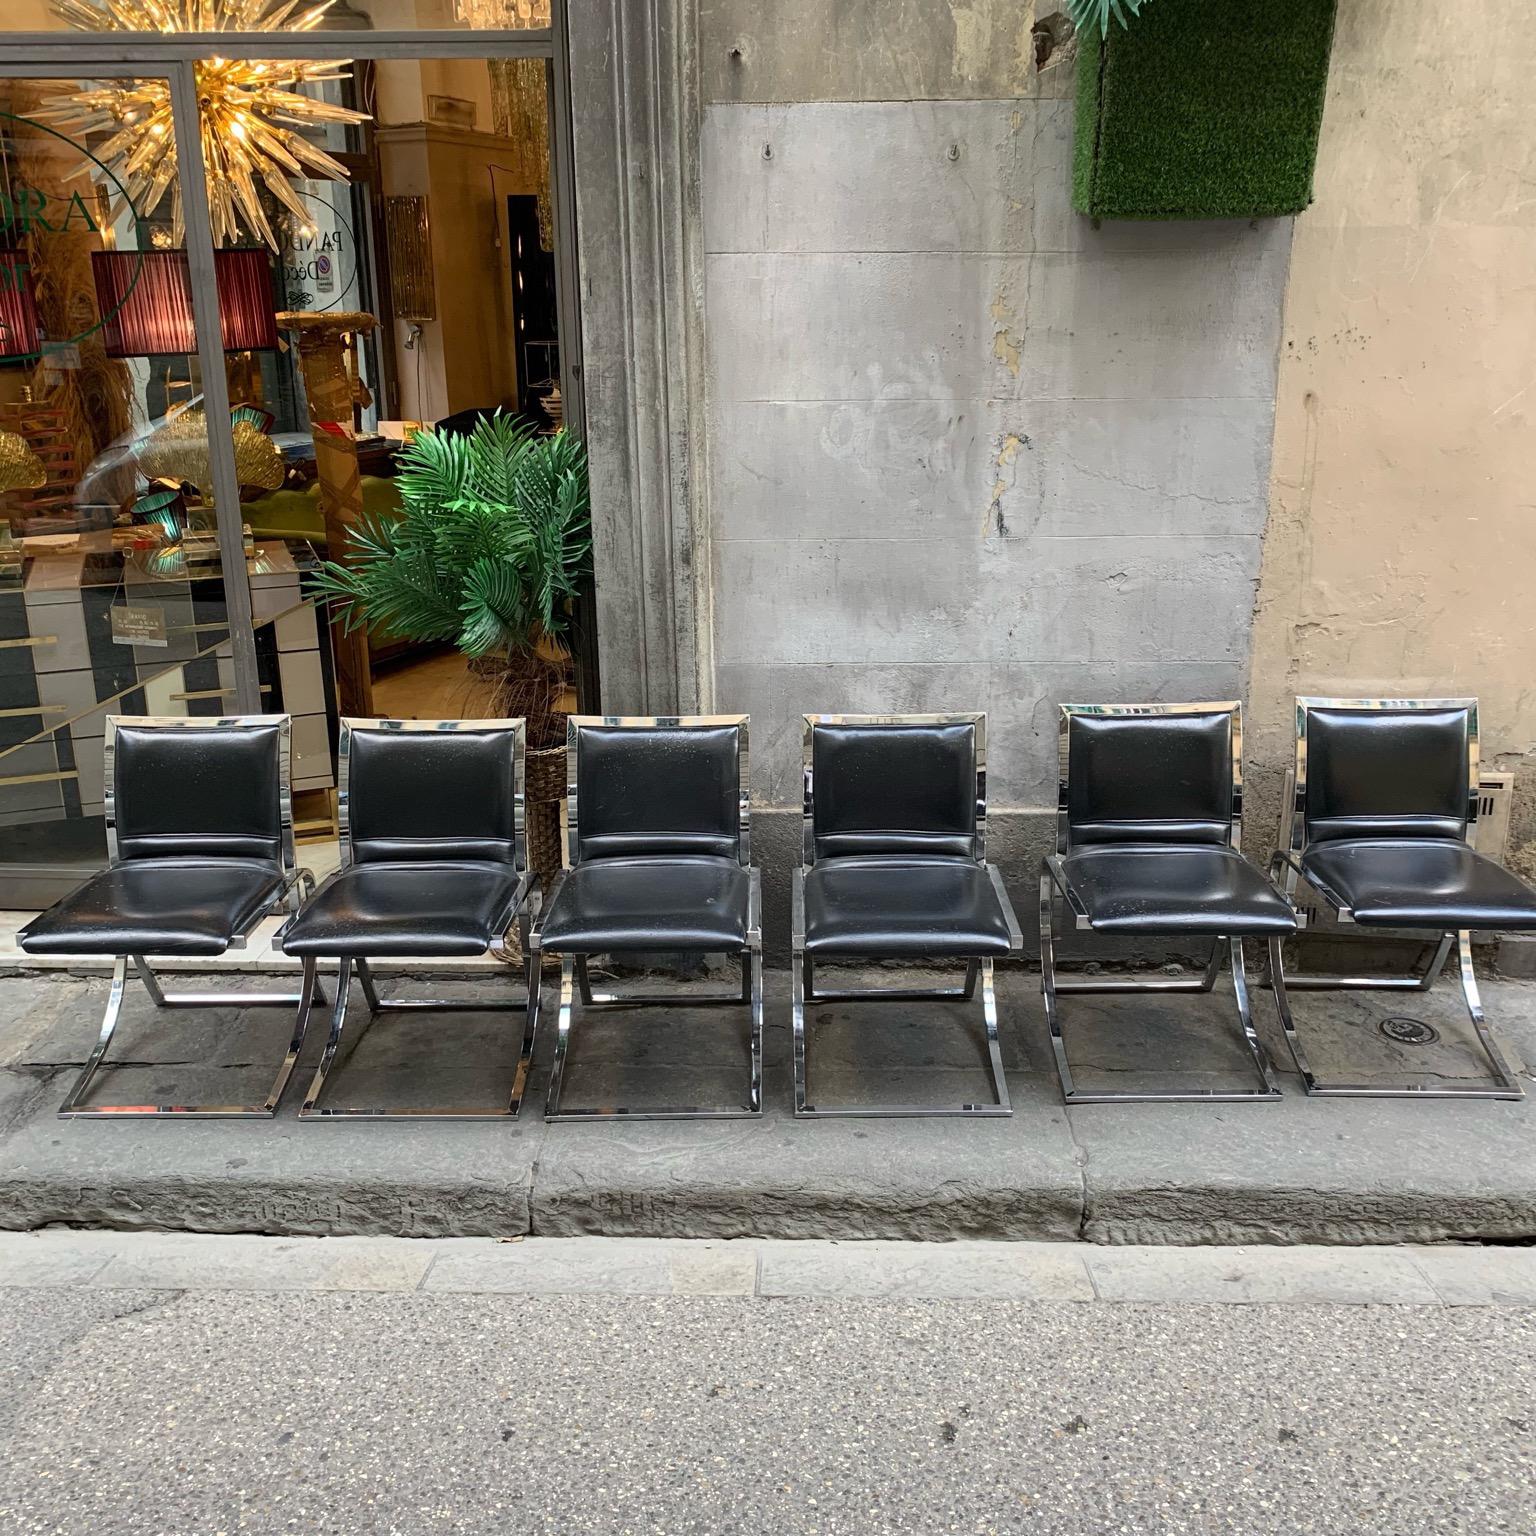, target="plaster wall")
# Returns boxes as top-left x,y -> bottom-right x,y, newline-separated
1245,0 -> 1536,870
698,2 -> 1294,804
